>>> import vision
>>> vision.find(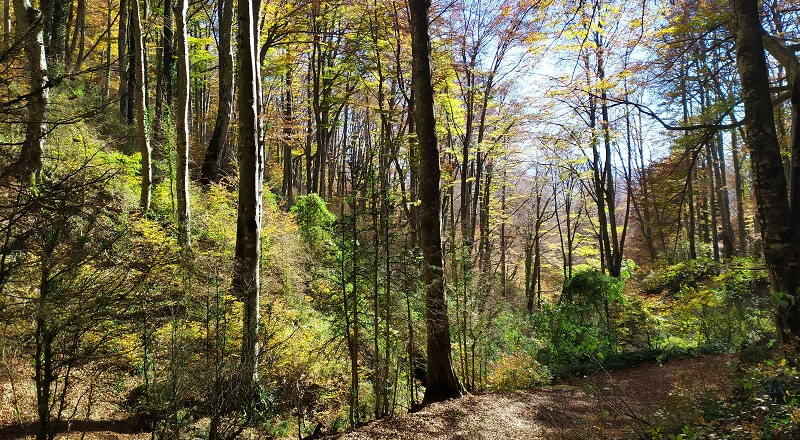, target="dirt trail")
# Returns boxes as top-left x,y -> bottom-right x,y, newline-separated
331,354 -> 736,440
0,354 -> 735,439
